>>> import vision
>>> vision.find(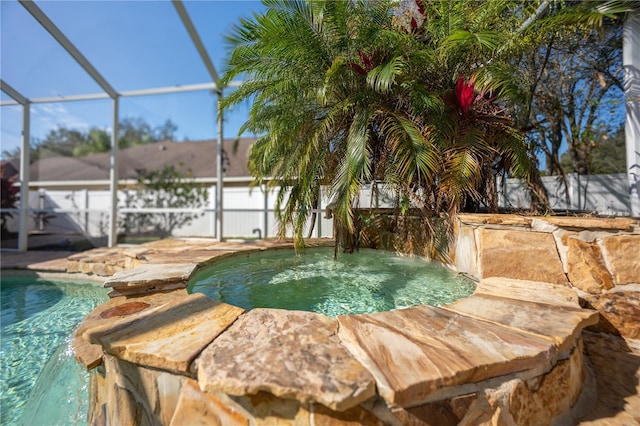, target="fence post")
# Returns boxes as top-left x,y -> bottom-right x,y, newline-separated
316,192 -> 322,238
262,185 -> 268,239
84,189 -> 90,234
